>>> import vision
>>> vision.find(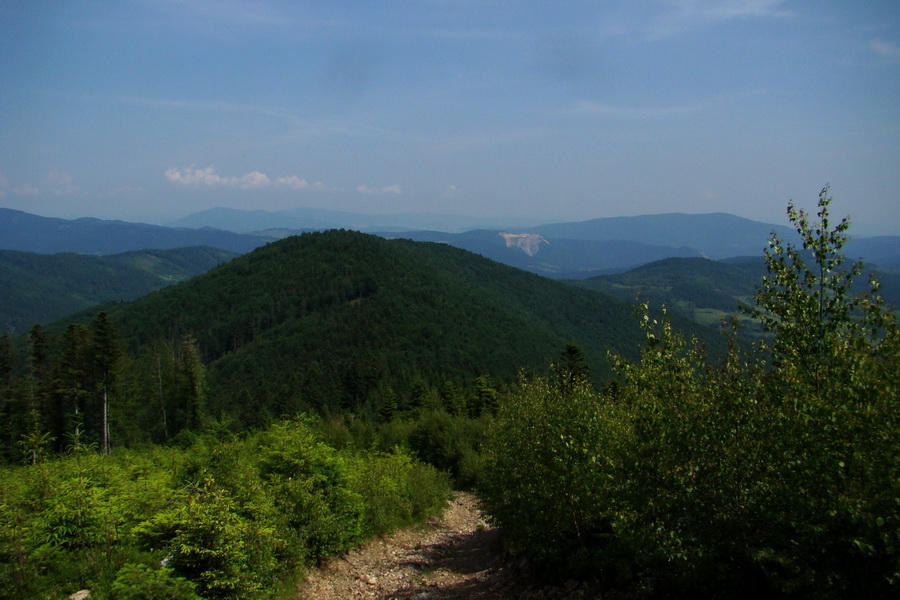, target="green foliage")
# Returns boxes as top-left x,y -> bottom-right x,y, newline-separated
408,408 -> 489,487
135,480 -> 266,599
254,418 -> 364,562
480,374 -> 625,577
347,448 -> 451,538
111,562 -> 201,600
0,416 -> 451,599
480,189 -> 900,596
